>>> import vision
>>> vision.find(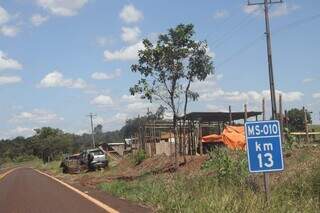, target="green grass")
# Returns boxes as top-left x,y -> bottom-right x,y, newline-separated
99,148 -> 320,213
36,160 -> 62,173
